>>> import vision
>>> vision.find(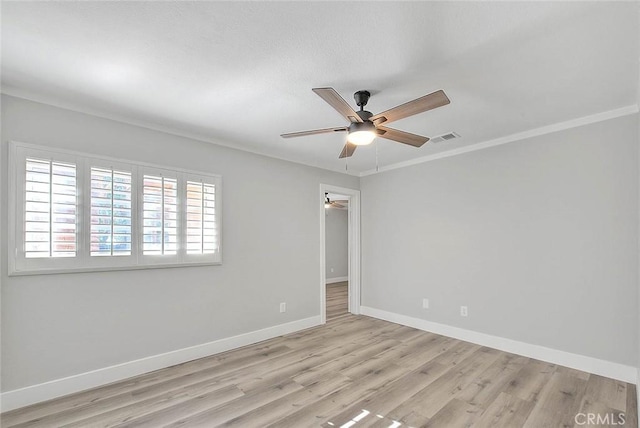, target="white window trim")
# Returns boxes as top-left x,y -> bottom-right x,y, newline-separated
13,146 -> 84,273
8,141 -> 223,276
